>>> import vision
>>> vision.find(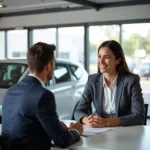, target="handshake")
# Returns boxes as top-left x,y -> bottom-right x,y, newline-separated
61,121 -> 83,136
